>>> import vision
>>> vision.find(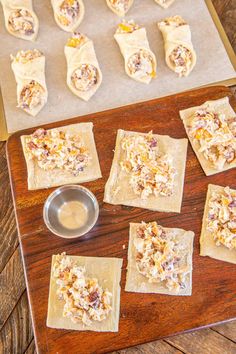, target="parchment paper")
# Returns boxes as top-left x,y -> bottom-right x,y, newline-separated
0,0 -> 235,133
